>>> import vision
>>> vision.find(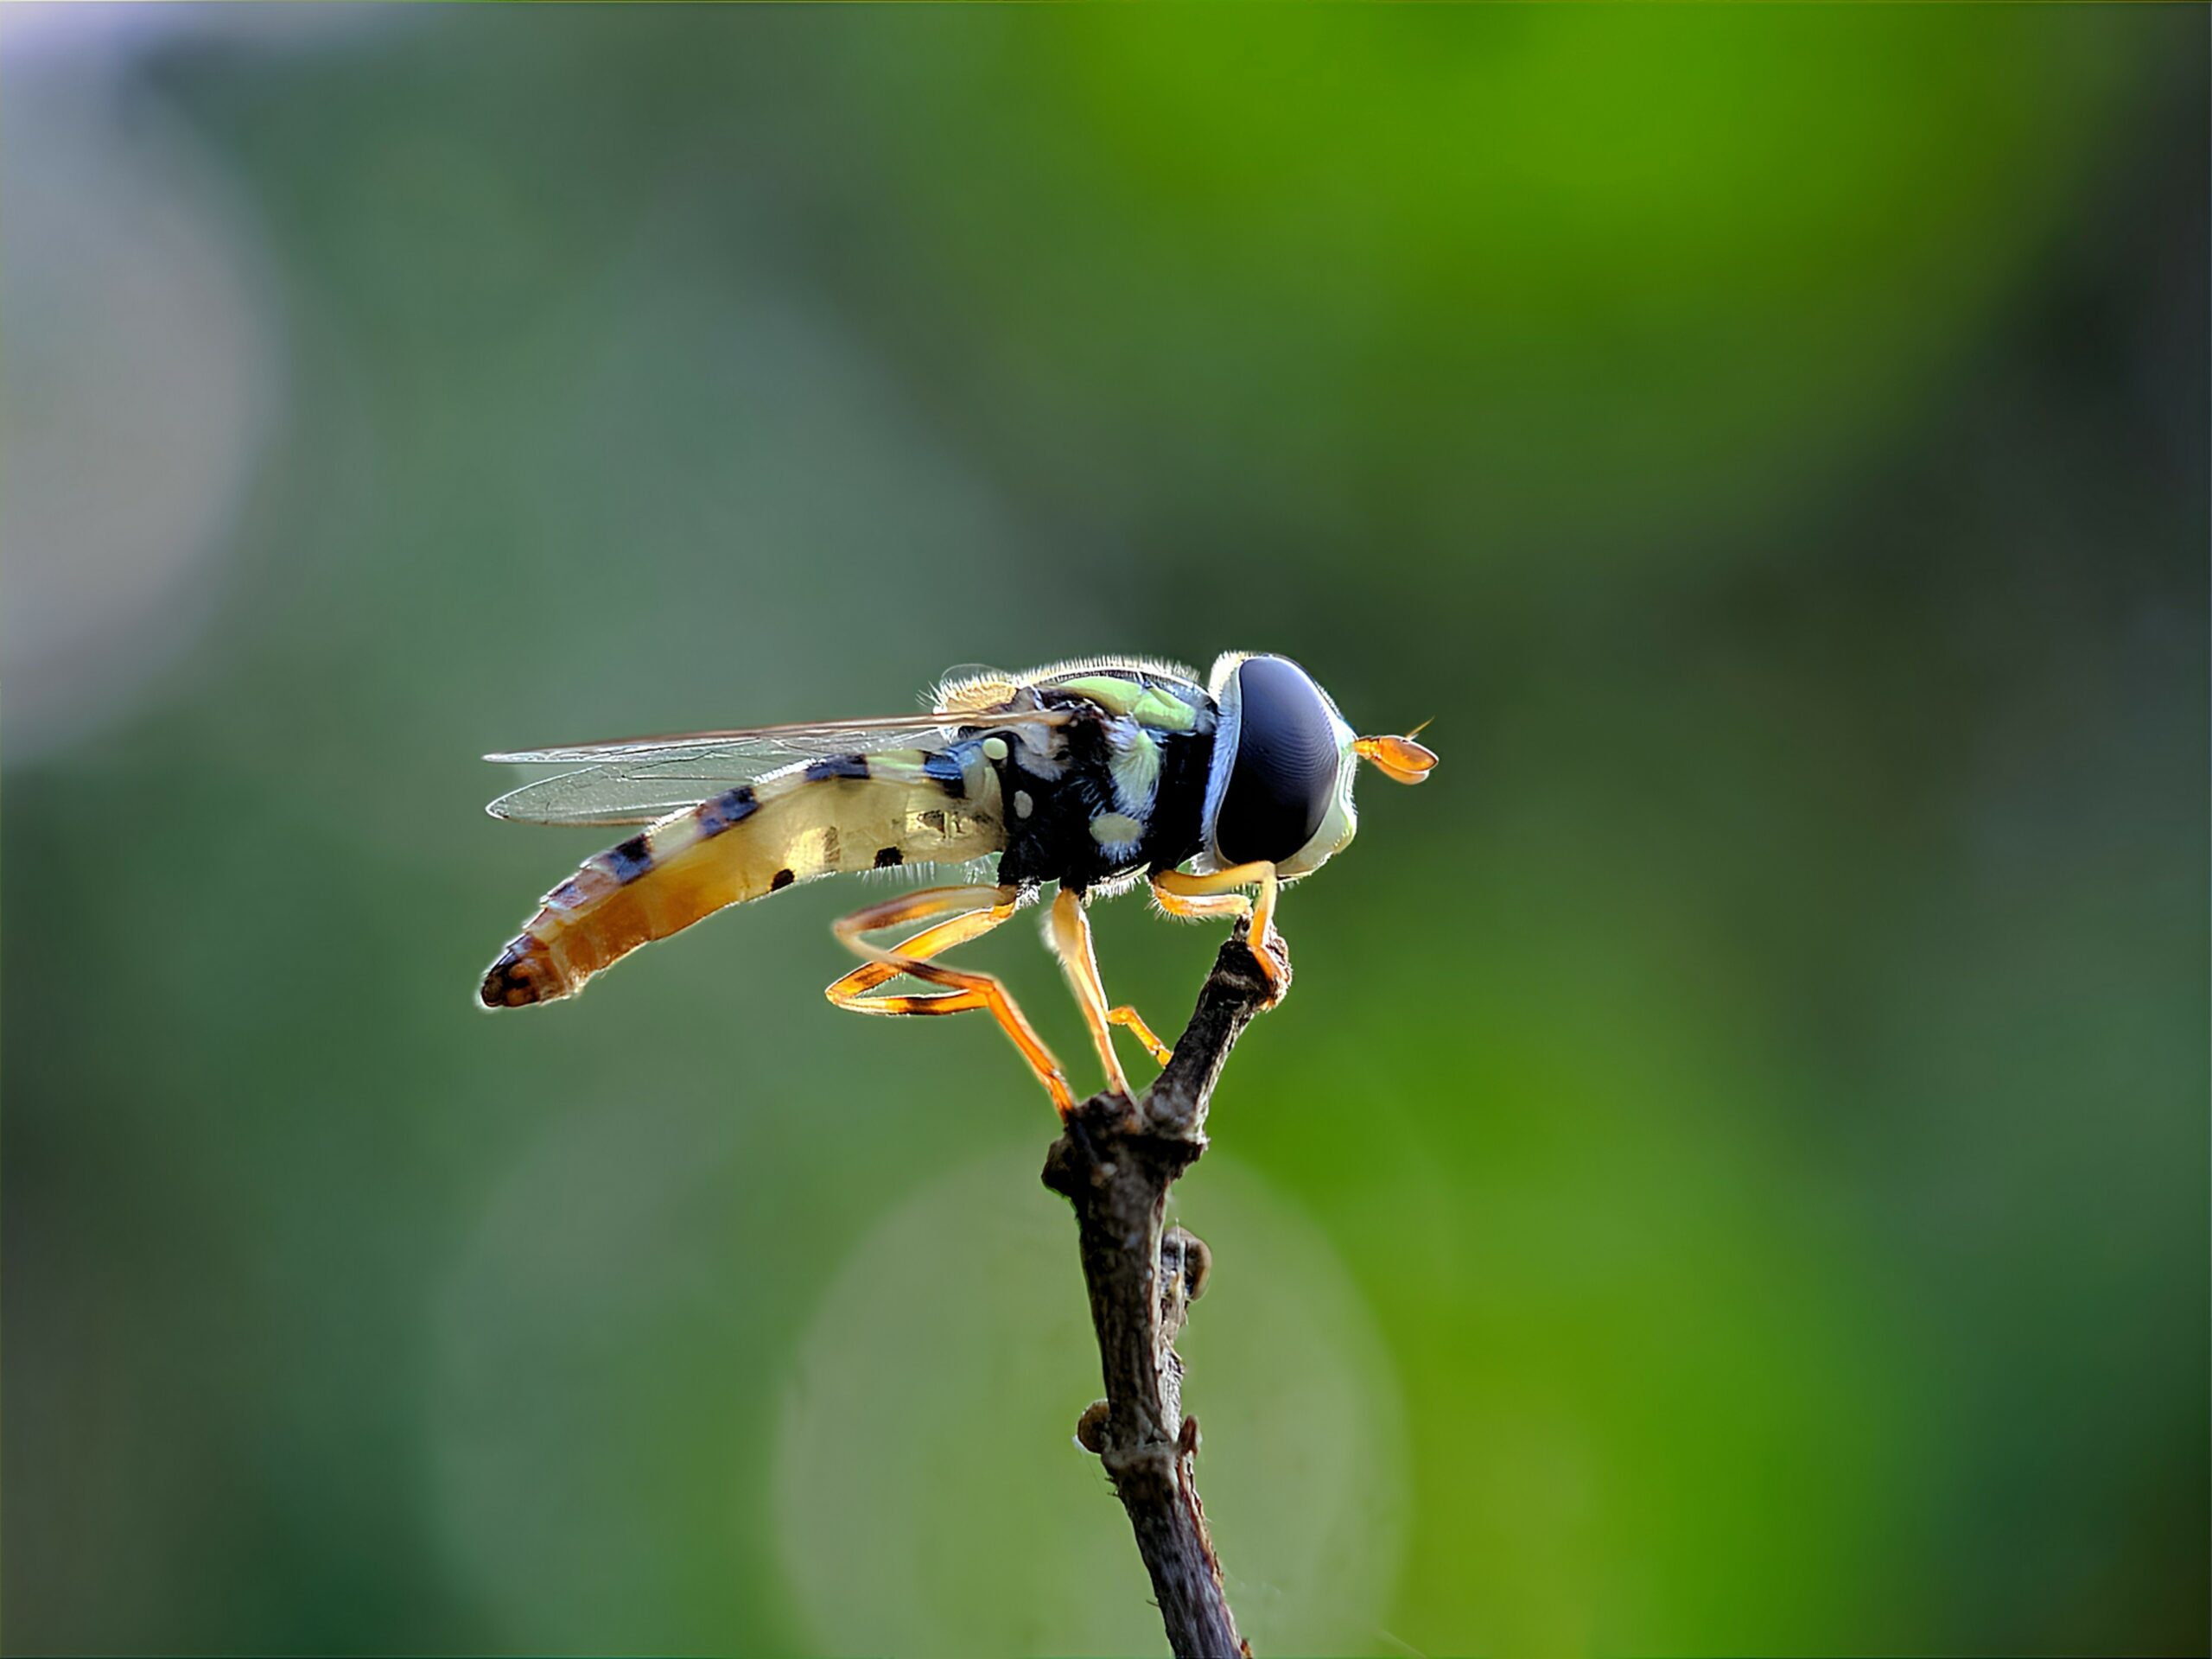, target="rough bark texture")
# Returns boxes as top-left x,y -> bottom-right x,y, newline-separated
1041,925 -> 1286,1659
